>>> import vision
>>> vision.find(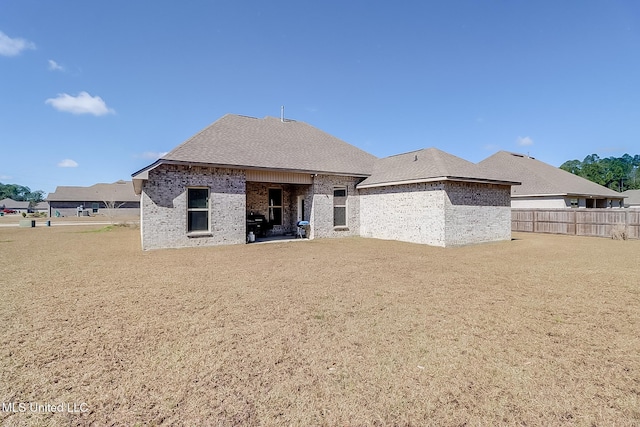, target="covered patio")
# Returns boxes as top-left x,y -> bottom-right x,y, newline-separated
245,170 -> 313,240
